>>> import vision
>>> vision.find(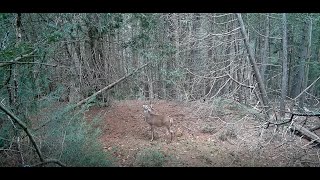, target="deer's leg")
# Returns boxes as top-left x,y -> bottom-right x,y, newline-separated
150,126 -> 154,141
167,126 -> 173,142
